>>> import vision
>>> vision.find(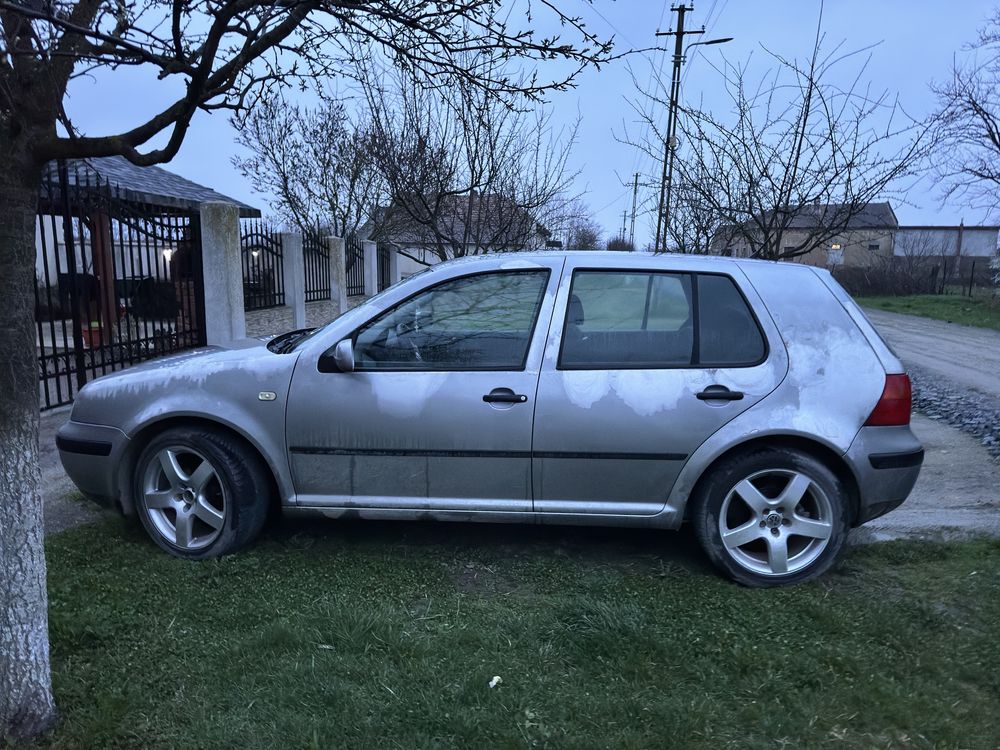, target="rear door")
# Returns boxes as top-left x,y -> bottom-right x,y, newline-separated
531,260 -> 788,515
